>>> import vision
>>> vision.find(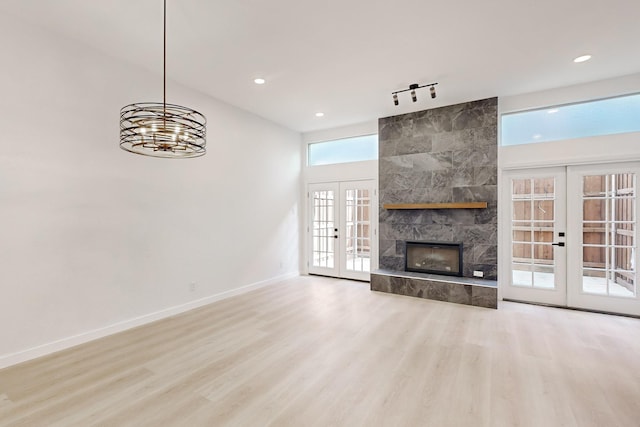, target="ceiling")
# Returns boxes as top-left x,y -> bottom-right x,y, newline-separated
2,0 -> 639,133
